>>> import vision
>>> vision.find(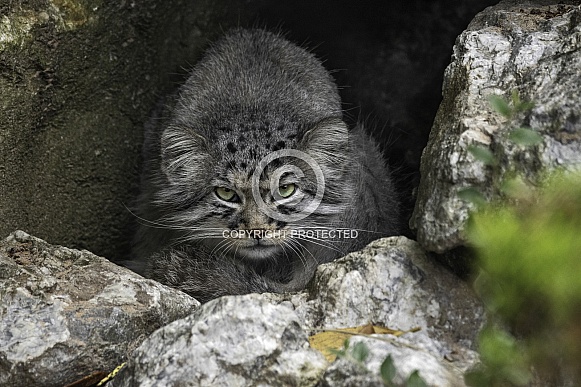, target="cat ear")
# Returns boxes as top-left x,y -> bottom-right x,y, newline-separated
160,126 -> 210,183
299,117 -> 349,161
